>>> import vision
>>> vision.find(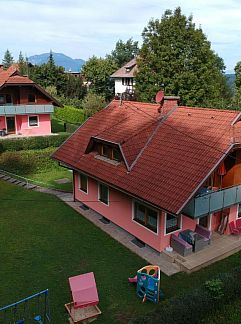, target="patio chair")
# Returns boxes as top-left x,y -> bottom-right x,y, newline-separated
229,221 -> 241,235
236,218 -> 241,229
